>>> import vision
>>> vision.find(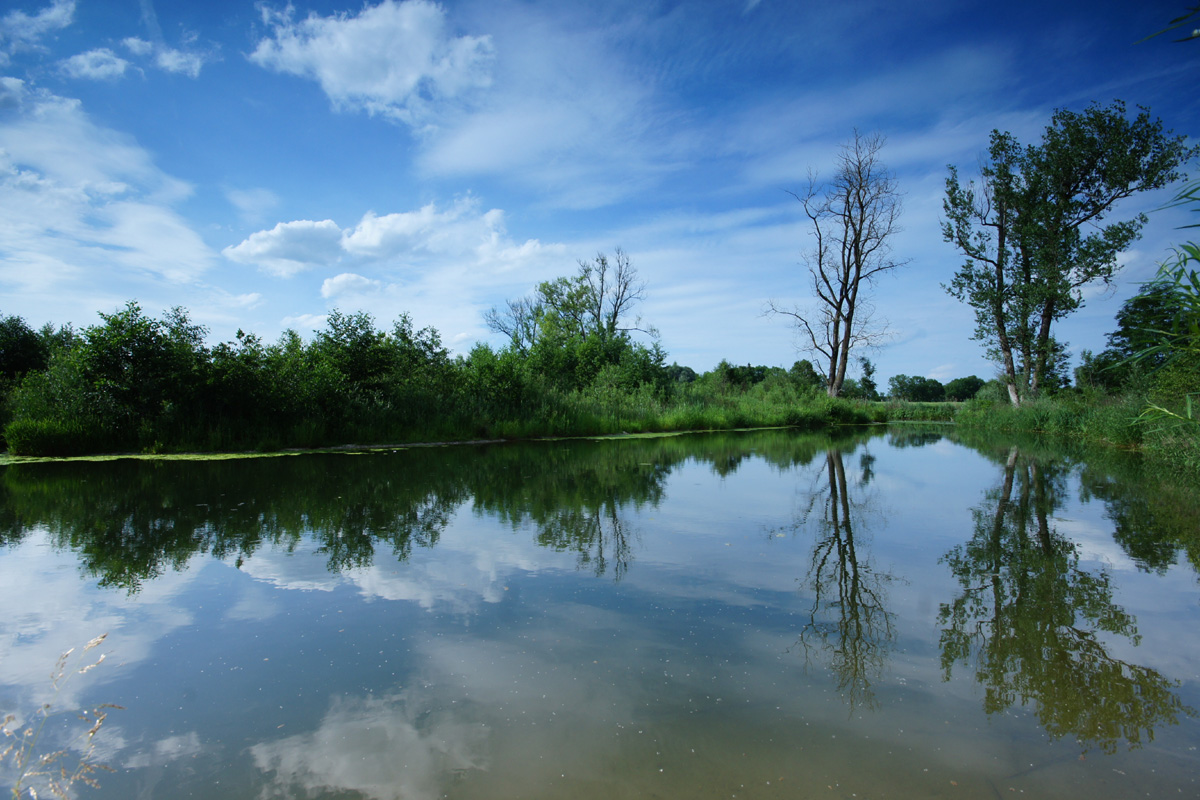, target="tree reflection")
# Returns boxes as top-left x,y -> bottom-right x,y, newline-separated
939,447 -> 1193,752
0,431 -> 869,591
794,446 -> 895,710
